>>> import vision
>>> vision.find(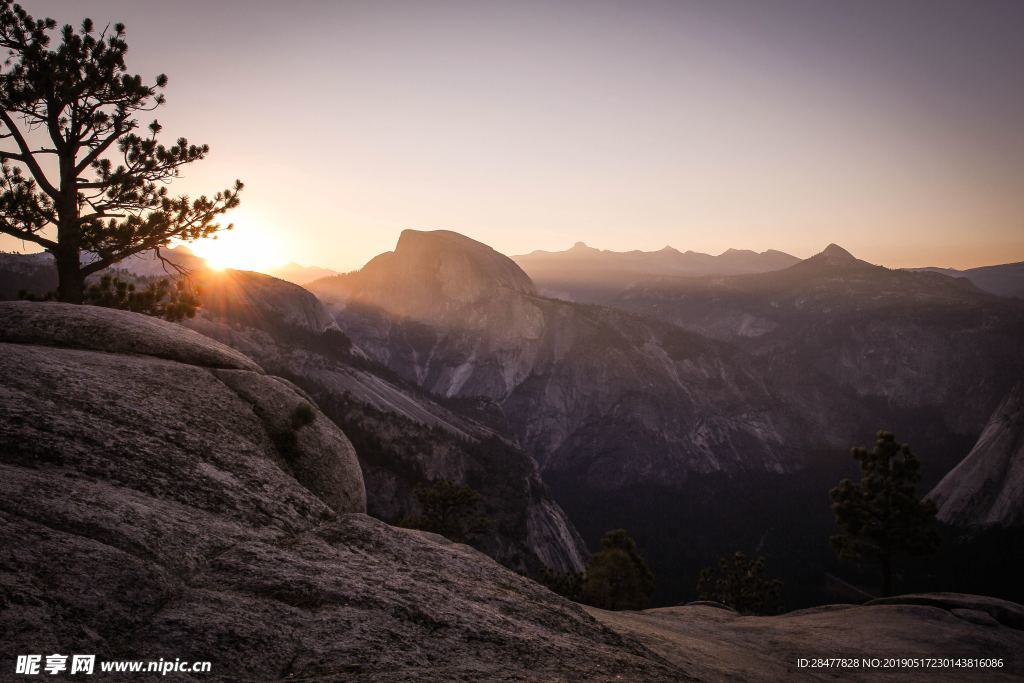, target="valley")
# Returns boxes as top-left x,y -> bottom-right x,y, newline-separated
304,230 -> 1024,606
